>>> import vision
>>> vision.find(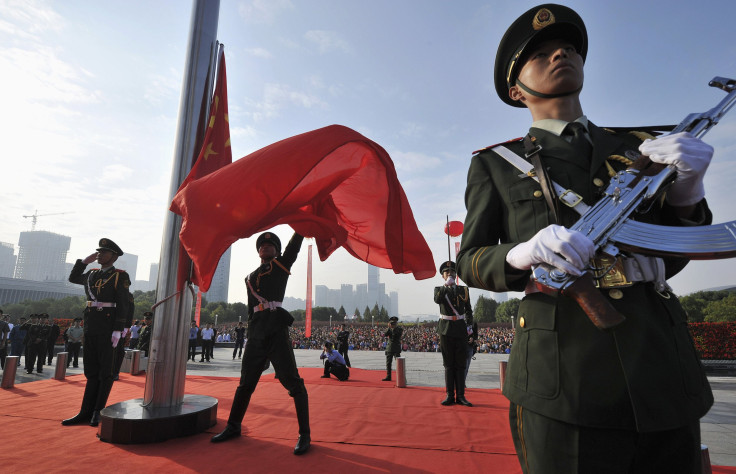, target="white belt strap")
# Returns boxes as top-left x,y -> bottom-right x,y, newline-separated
253,301 -> 282,313
493,145 -> 590,214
